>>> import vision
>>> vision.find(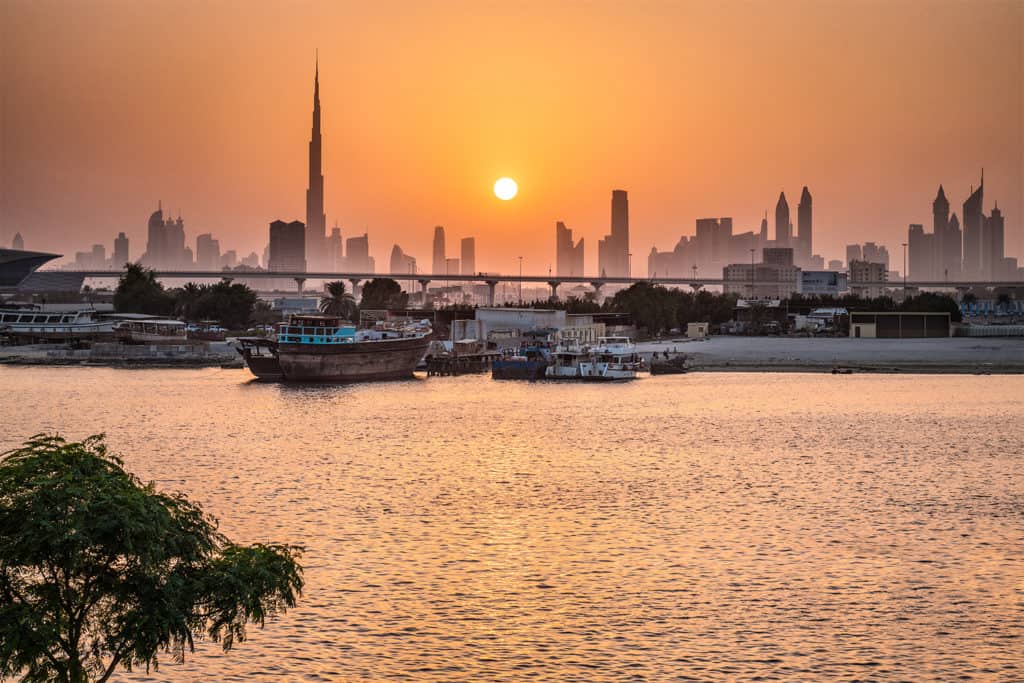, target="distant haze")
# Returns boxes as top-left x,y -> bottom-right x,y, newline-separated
2,0 -> 1022,272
